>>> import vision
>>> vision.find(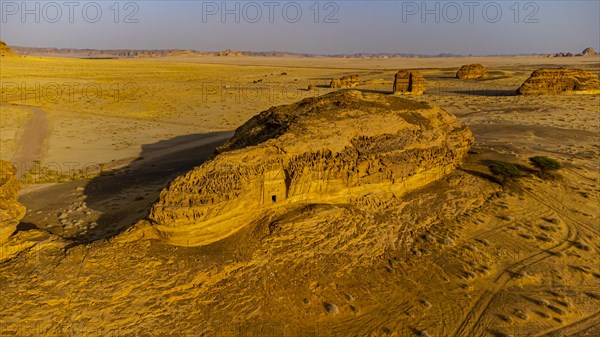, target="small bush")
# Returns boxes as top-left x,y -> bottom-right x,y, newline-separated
530,156 -> 561,171
488,161 -> 528,180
